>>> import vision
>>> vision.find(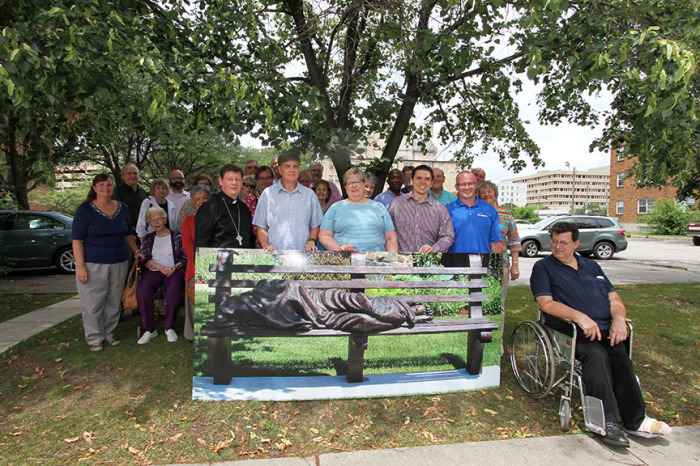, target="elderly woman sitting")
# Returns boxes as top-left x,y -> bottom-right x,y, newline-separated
136,206 -> 187,344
